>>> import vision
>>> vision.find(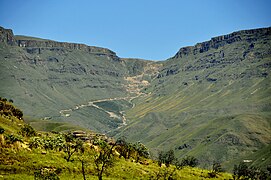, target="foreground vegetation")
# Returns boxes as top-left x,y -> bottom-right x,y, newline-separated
0,98 -> 270,179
